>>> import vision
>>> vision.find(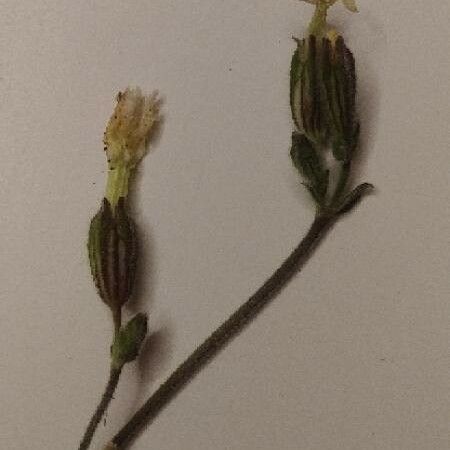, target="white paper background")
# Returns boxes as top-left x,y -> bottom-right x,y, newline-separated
1,1 -> 450,449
